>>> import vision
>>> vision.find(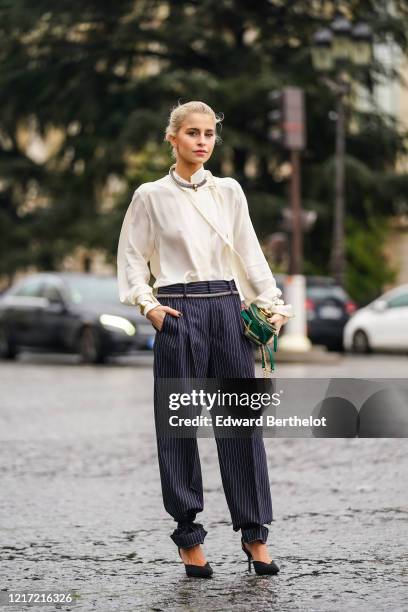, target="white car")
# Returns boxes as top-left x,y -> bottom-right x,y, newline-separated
343,284 -> 408,353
